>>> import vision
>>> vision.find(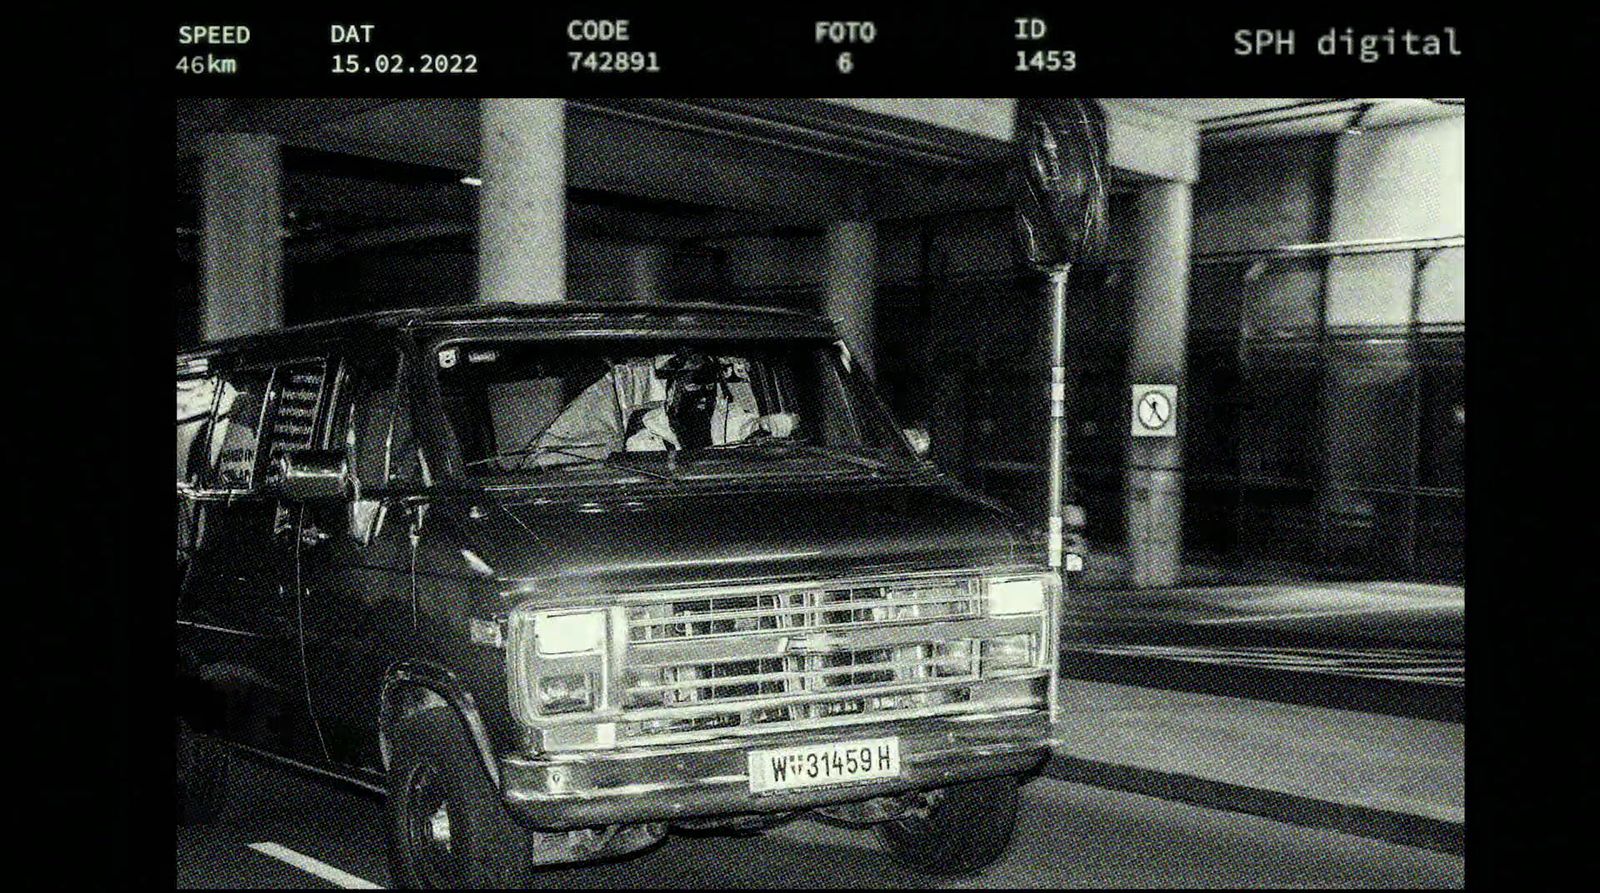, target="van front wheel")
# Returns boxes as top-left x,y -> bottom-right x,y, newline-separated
385,710 -> 528,889
874,774 -> 1020,876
